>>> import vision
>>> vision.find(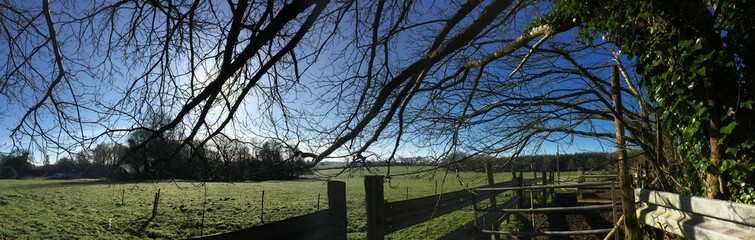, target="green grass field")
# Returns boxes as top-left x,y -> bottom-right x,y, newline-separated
0,166 -> 545,239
